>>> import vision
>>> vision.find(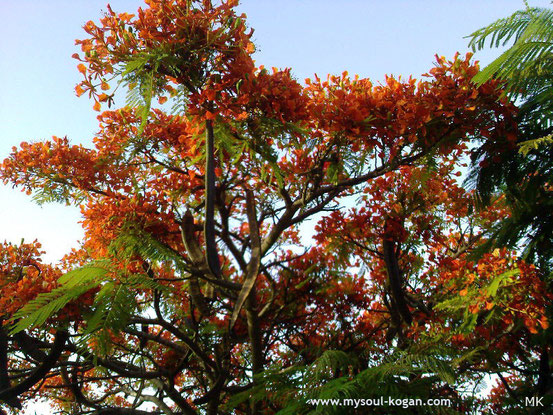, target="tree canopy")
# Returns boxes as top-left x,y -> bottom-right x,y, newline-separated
467,4 -> 553,272
0,1 -> 550,414
463,5 -> 553,411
